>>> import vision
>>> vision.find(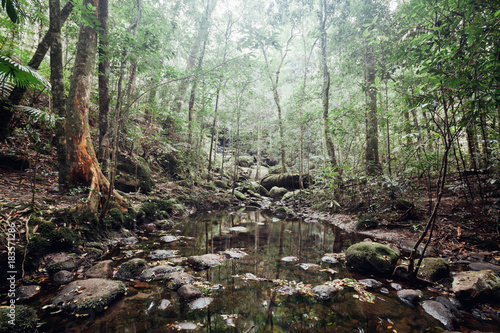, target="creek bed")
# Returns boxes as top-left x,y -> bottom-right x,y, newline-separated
25,209 -> 500,332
